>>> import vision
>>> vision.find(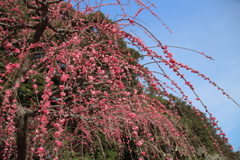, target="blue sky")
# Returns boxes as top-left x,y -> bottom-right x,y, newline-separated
73,0 -> 240,151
